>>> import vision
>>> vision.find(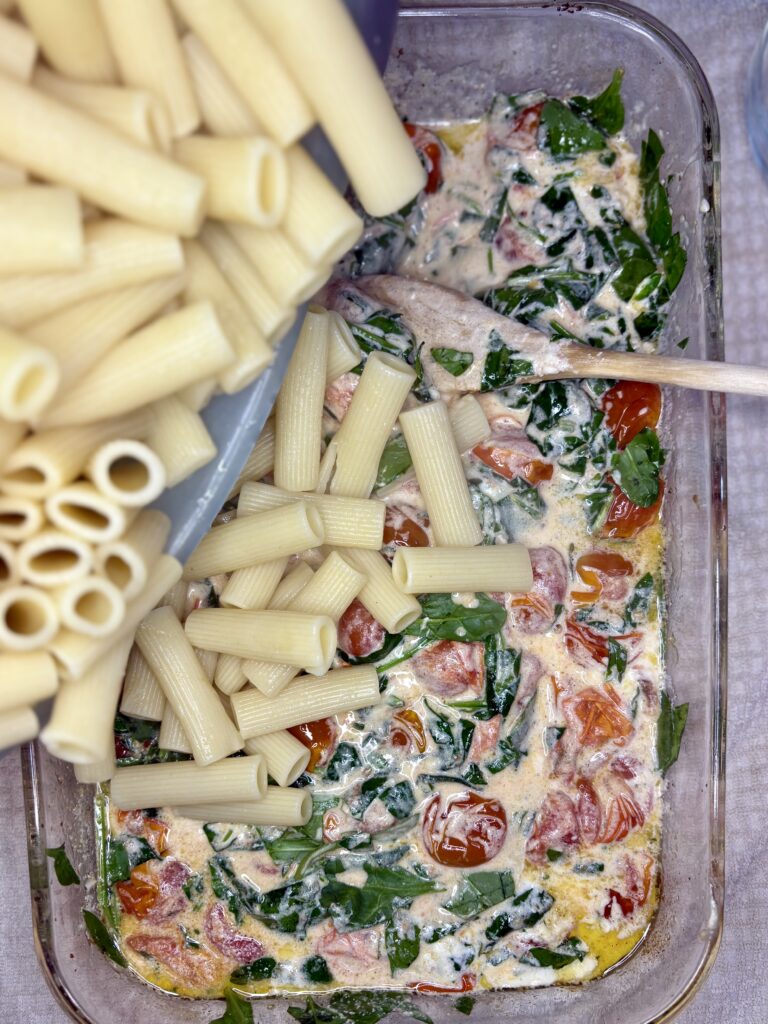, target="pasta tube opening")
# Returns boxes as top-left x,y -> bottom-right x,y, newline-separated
0,585 -> 58,651
0,496 -> 44,541
0,327 -> 59,421
18,529 -> 93,587
86,439 -> 166,507
54,575 -> 125,638
0,539 -> 19,585
46,482 -> 129,544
